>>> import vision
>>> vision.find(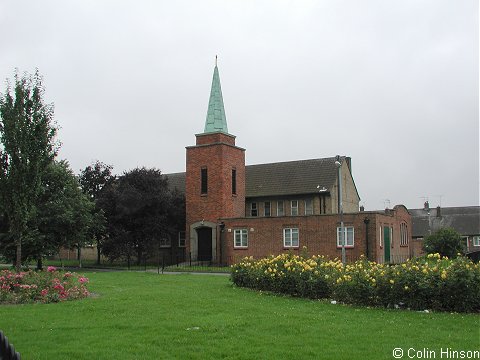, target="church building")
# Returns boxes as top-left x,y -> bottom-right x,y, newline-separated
166,63 -> 412,265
